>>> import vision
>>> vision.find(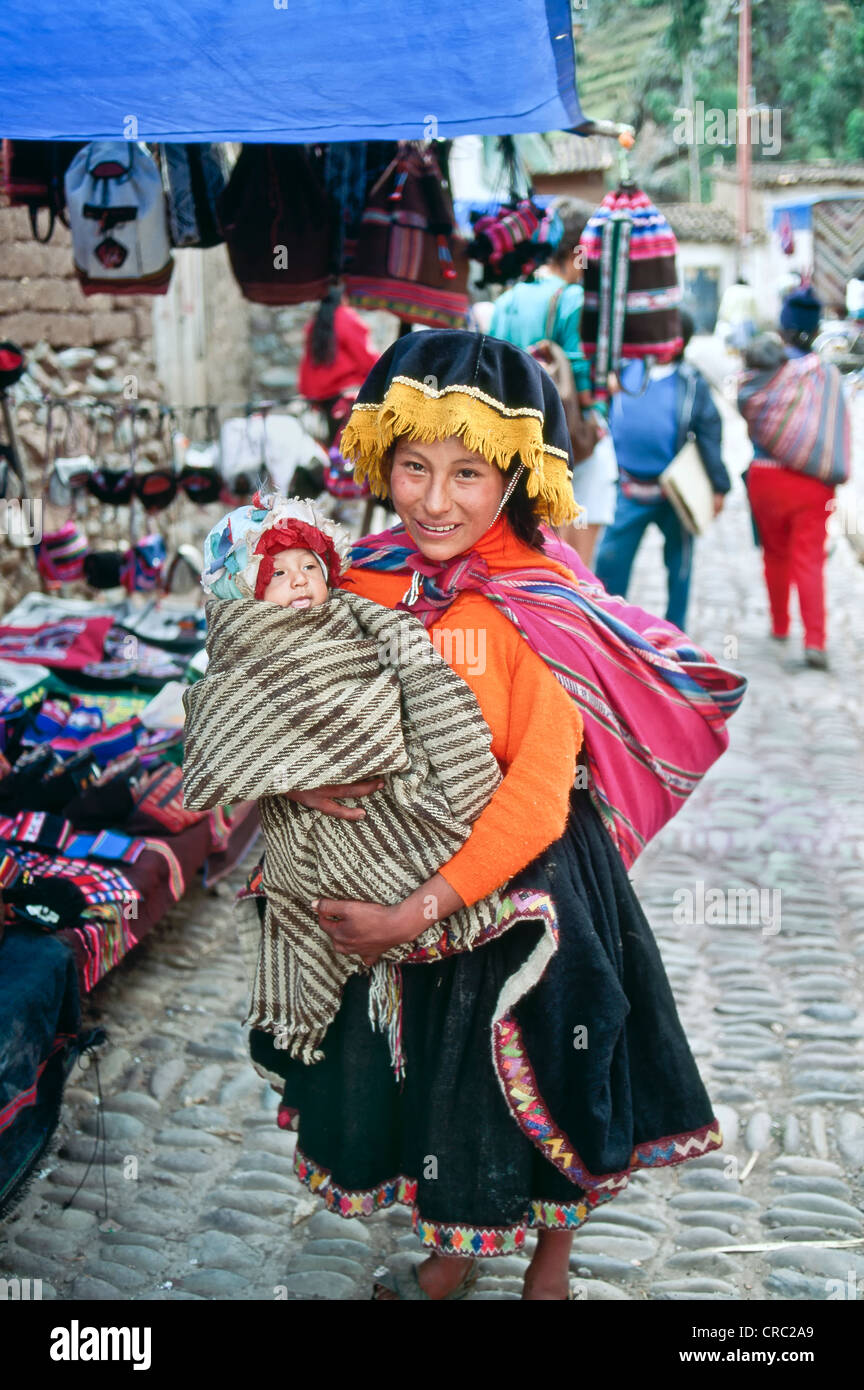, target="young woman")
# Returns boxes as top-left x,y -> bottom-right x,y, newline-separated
297,286 -> 378,409
246,330 -> 745,1300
